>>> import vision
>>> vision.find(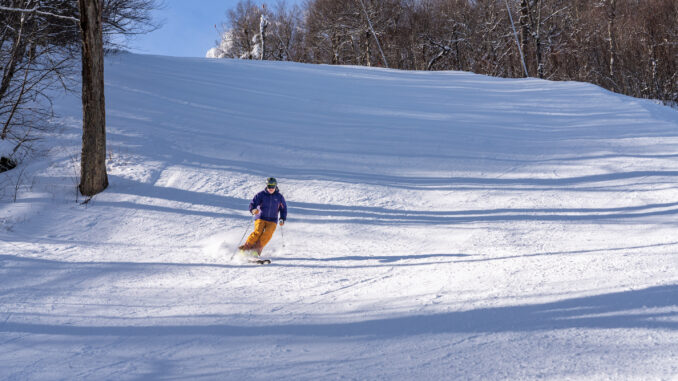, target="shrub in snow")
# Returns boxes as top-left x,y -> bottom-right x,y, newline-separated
0,157 -> 16,172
